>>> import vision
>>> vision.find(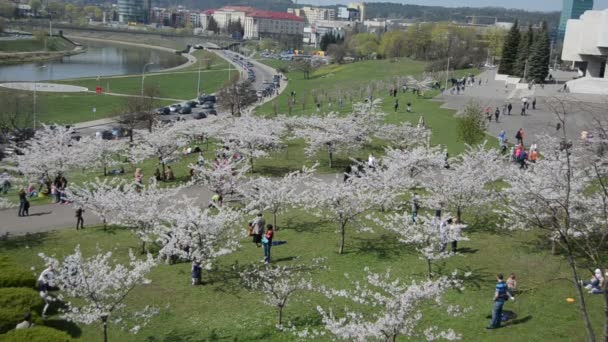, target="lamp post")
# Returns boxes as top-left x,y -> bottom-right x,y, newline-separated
33,65 -> 47,130
444,56 -> 452,92
196,58 -> 202,97
140,62 -> 154,97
